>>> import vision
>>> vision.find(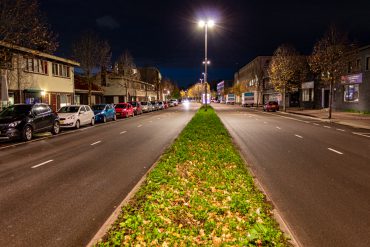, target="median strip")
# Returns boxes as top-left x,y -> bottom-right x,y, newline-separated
96,107 -> 288,246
